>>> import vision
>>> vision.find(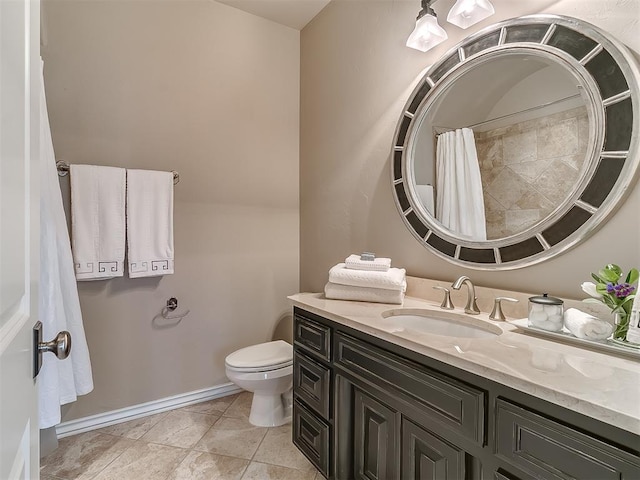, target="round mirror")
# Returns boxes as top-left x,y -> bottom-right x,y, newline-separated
391,15 -> 640,269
